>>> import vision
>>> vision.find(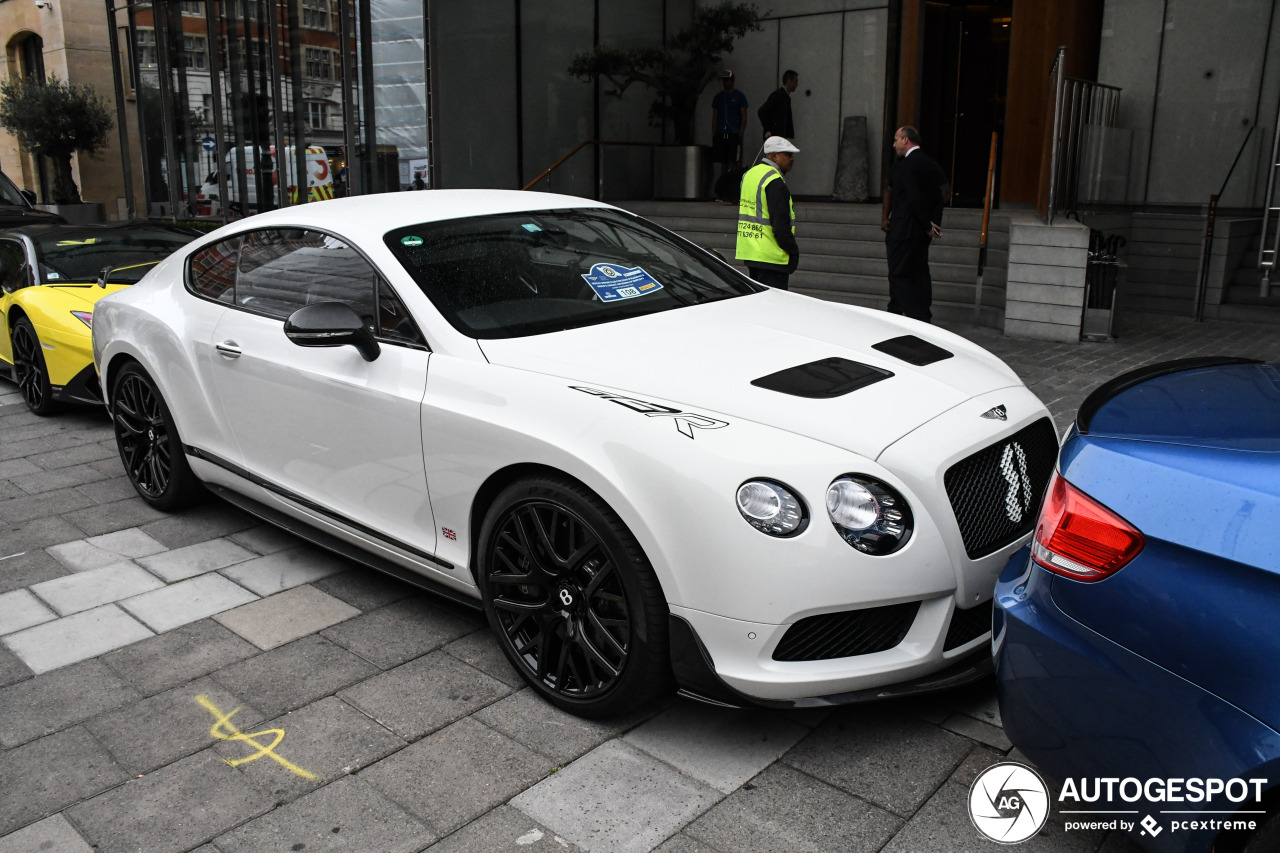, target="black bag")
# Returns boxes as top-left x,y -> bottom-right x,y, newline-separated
715,166 -> 745,202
